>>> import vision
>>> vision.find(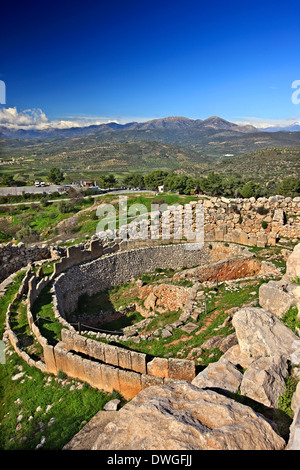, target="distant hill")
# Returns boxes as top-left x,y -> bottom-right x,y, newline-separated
0,139 -> 213,180
215,147 -> 300,182
261,123 -> 300,132
0,115 -> 259,140
0,116 -> 300,165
